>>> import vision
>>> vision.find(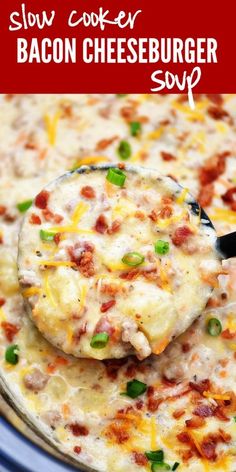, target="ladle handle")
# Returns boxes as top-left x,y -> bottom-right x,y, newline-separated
217,232 -> 236,259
